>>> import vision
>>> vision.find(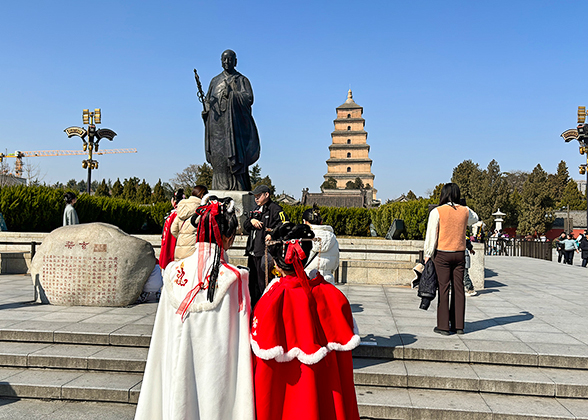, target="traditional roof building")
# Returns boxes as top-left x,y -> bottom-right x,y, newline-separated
324,90 -> 376,198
